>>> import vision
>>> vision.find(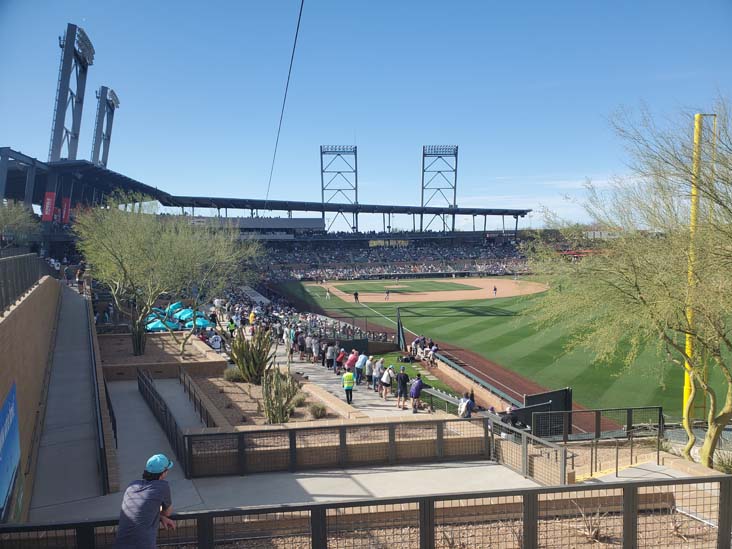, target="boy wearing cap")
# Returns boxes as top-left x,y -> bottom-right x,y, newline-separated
115,454 -> 175,548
